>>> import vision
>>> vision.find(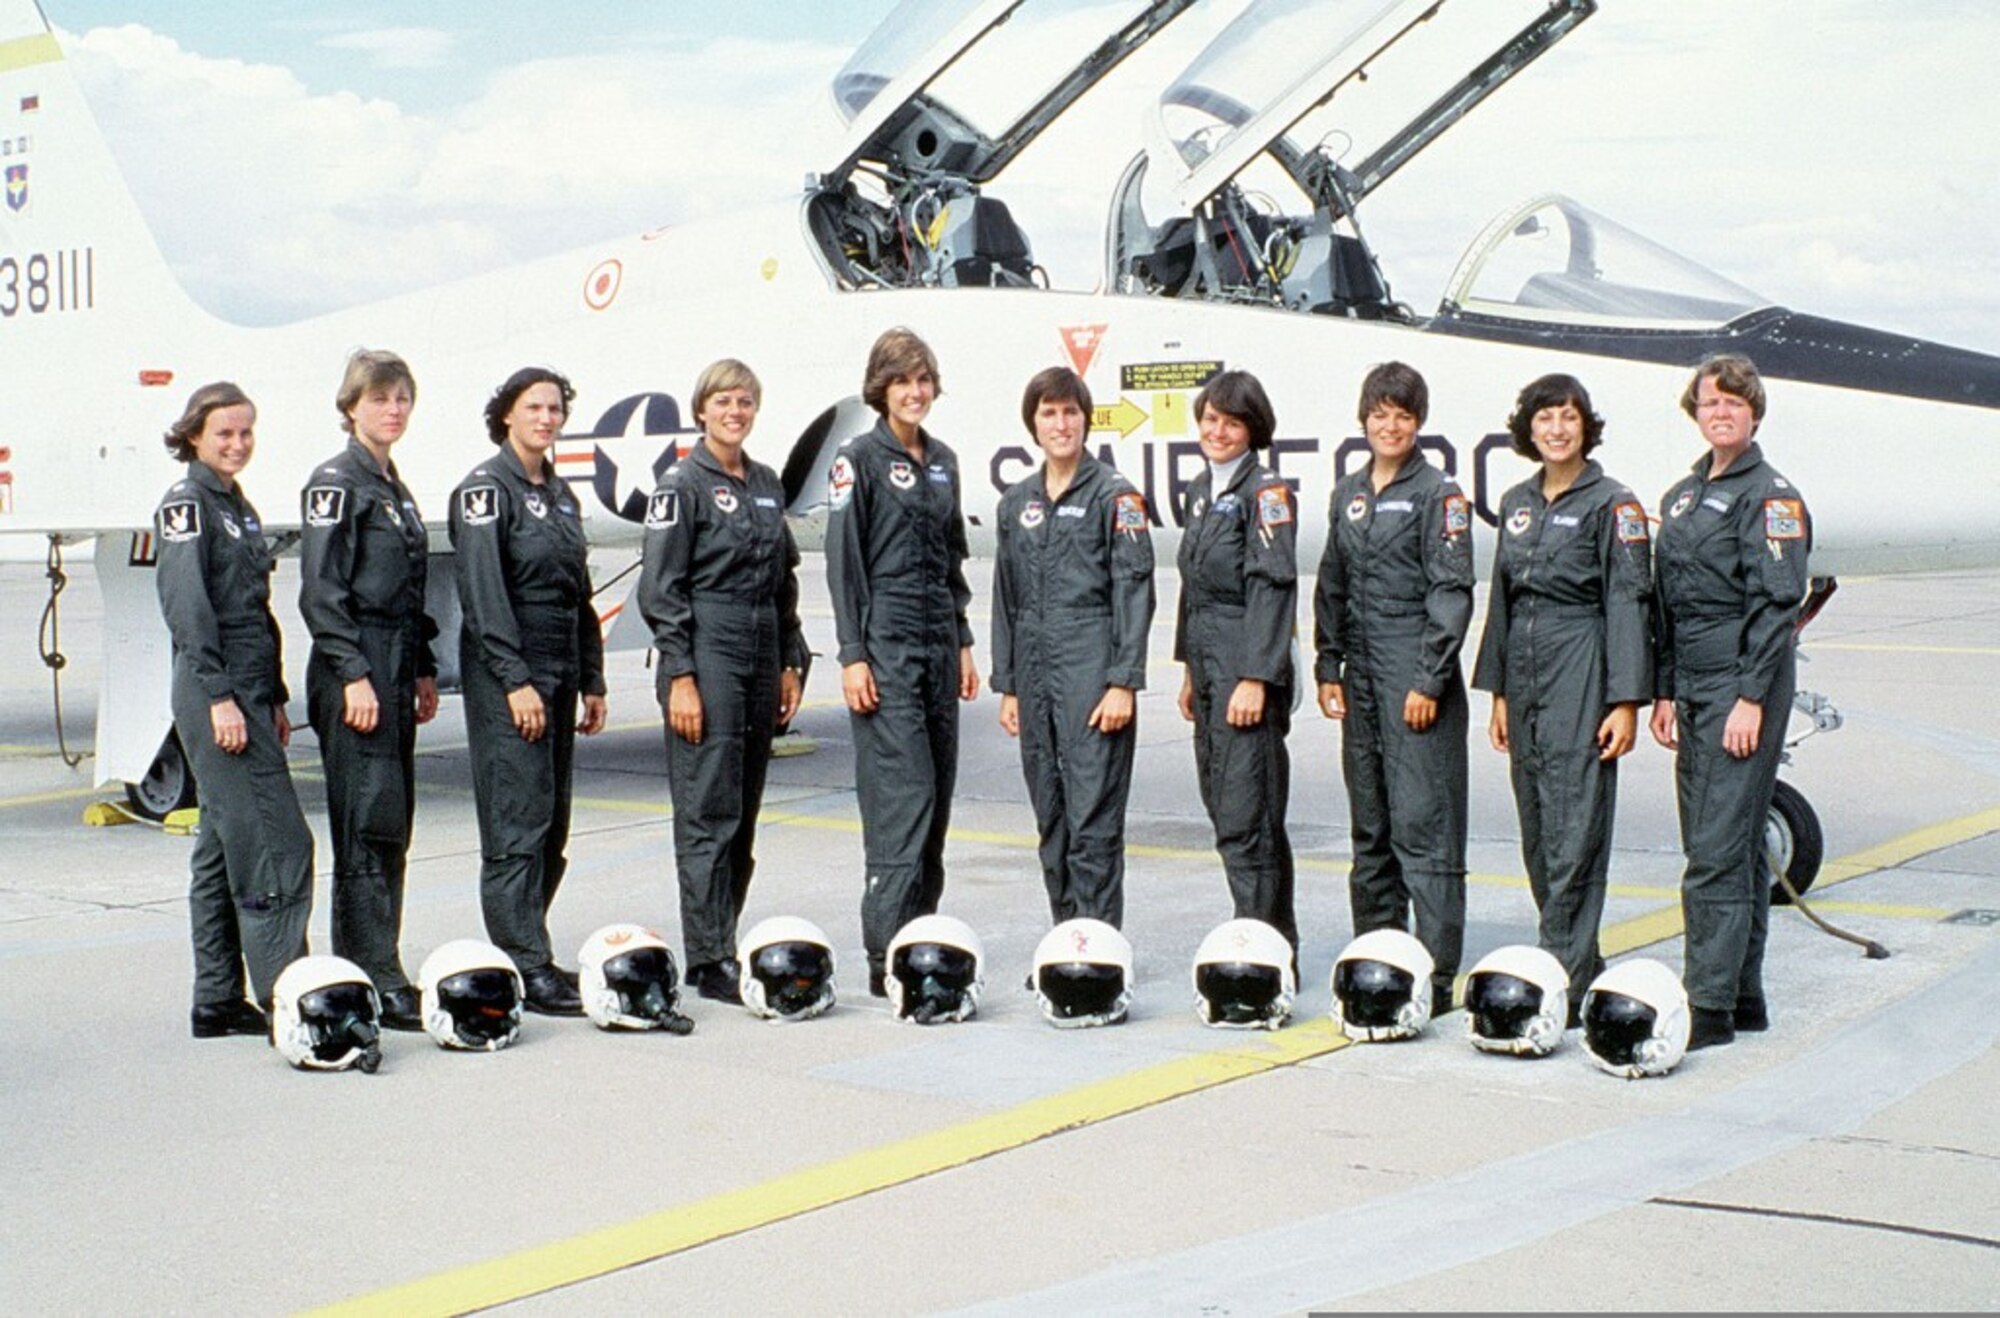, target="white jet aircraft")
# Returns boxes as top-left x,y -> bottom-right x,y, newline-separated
2,0 -> 1995,897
